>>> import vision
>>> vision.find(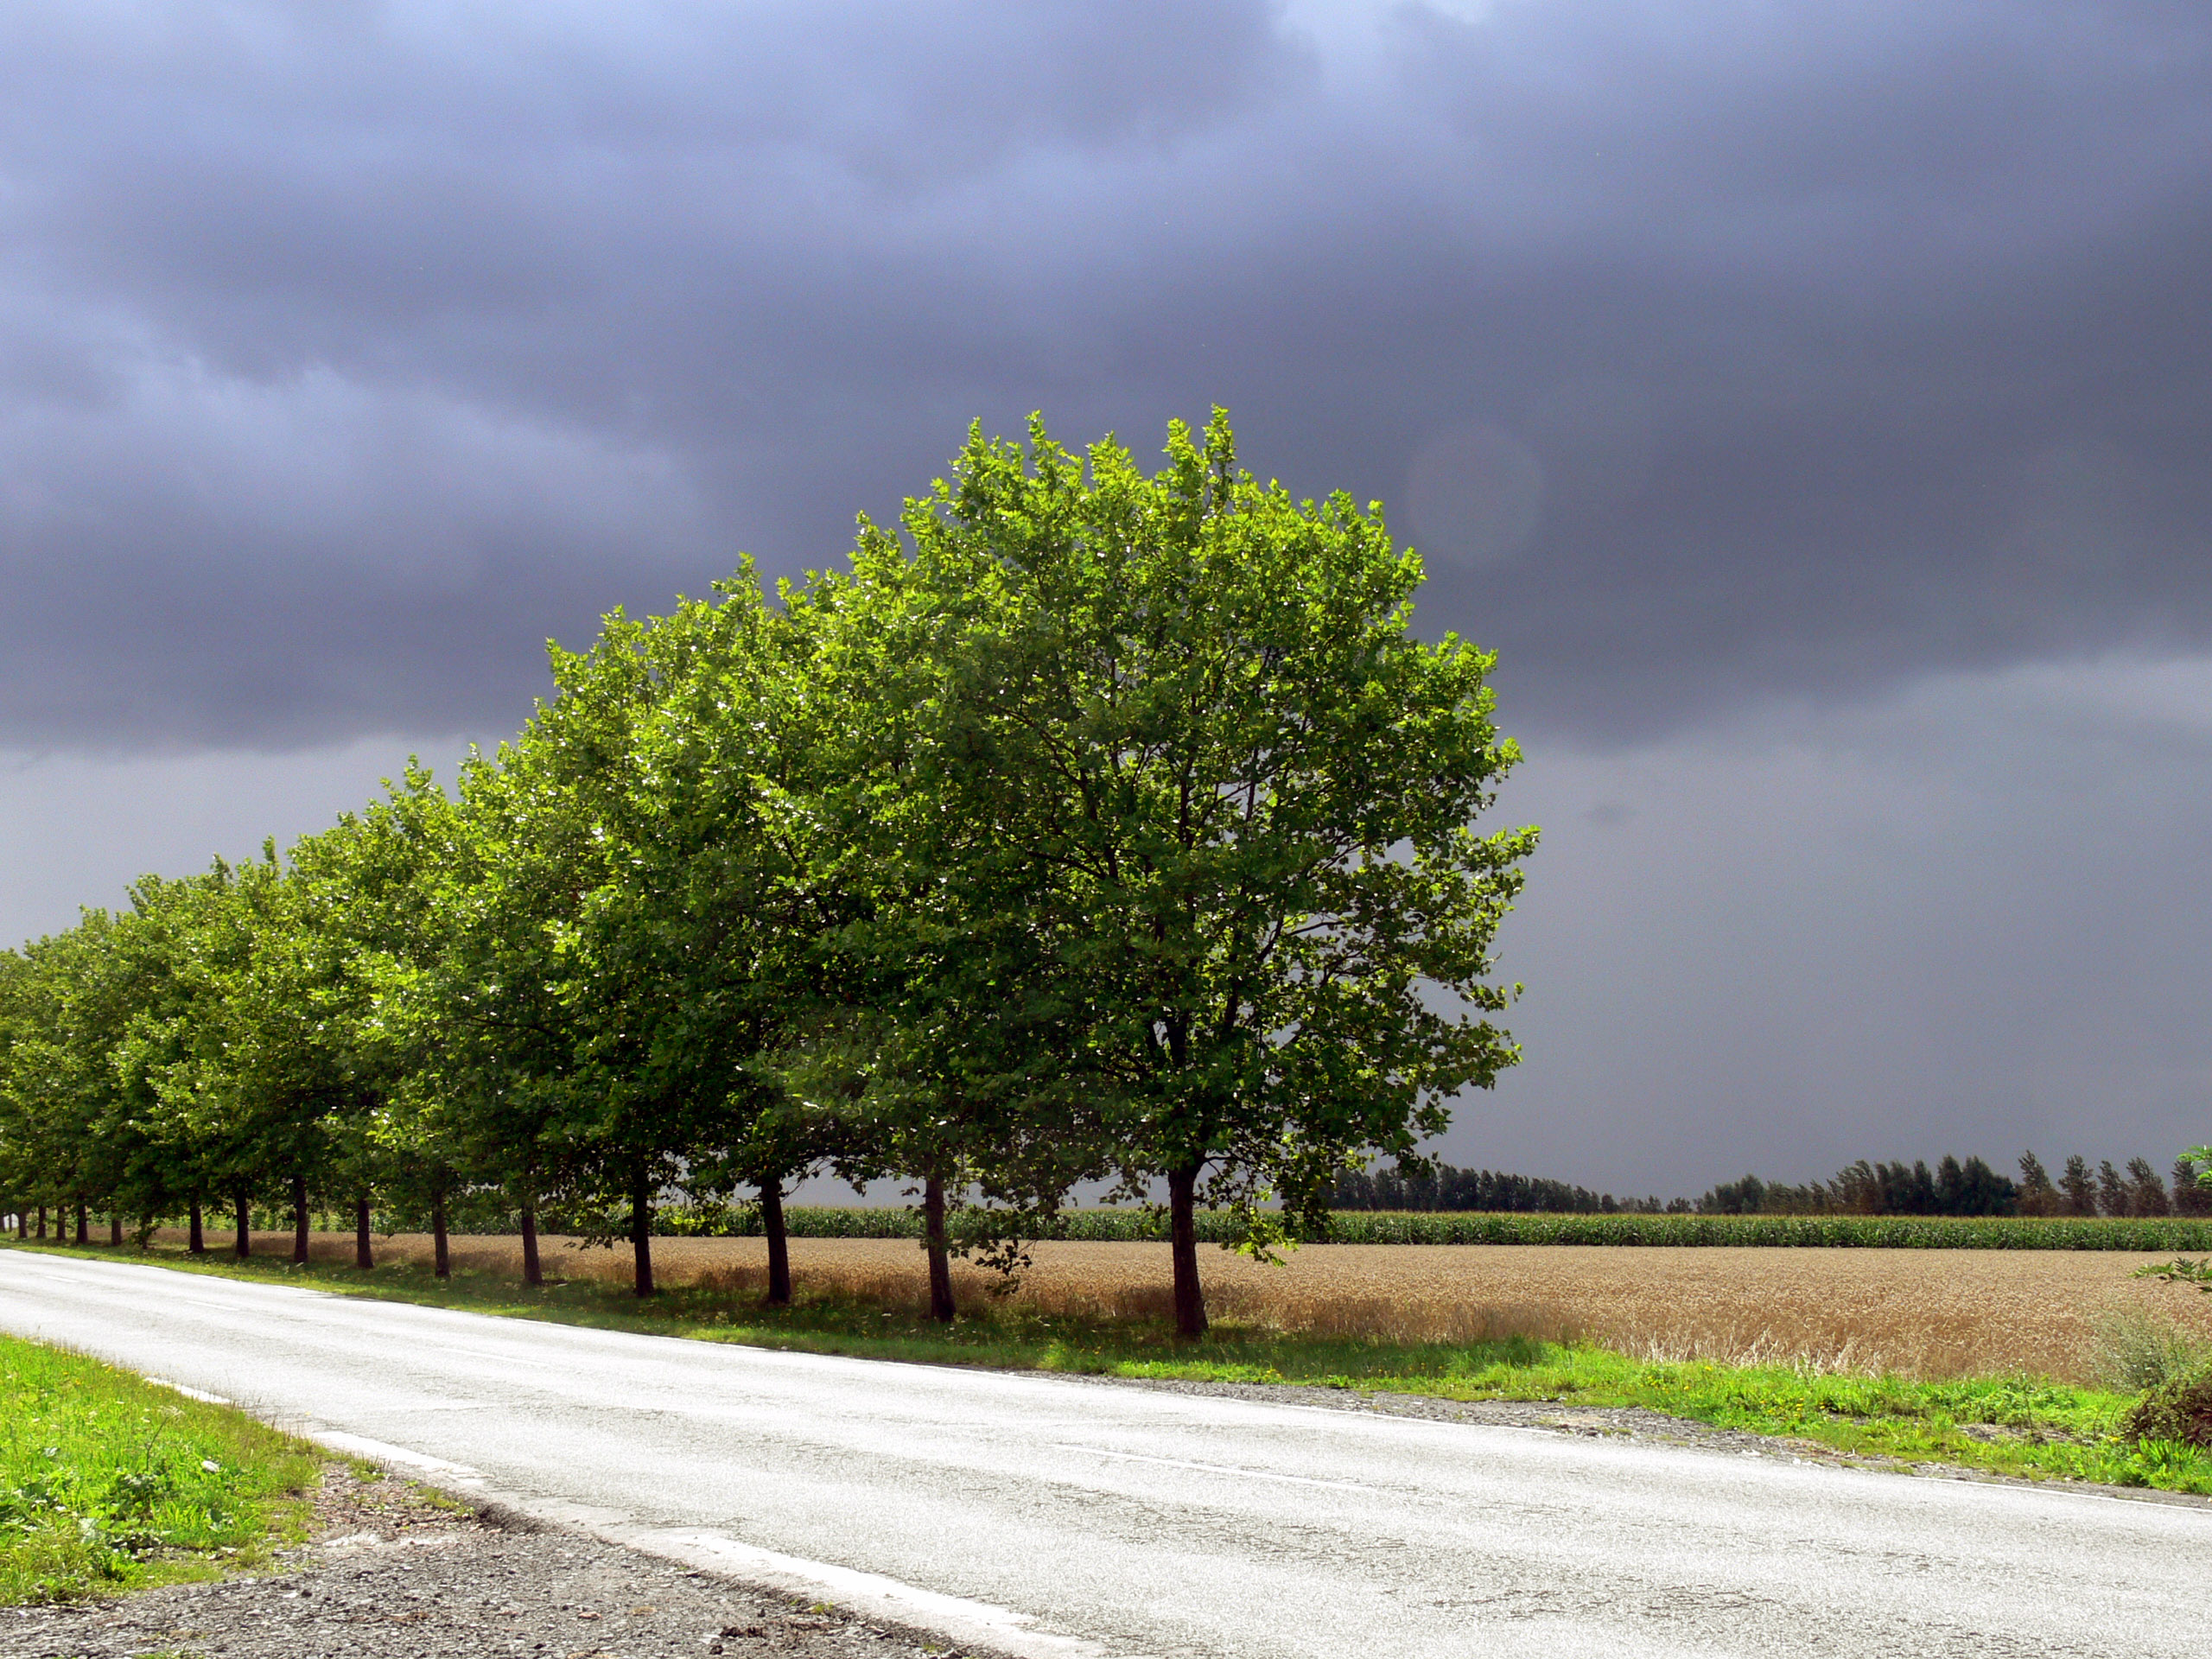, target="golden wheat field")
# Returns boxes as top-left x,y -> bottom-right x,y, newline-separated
199,1228 -> 2212,1383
